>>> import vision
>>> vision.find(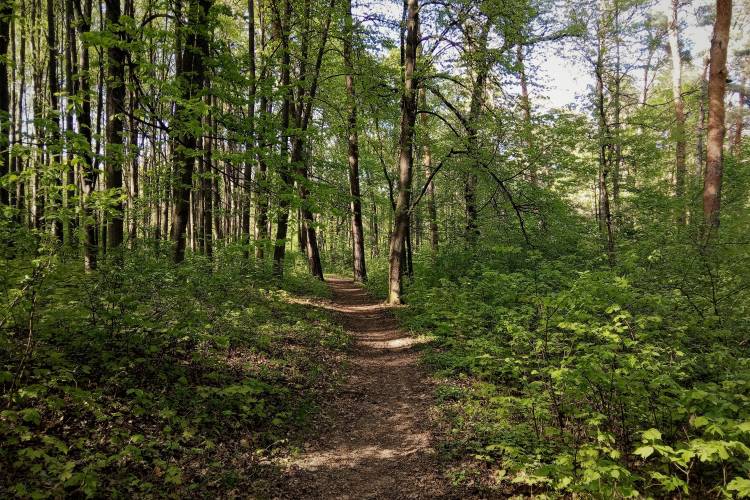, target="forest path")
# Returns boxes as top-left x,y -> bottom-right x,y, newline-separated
276,276 -> 449,499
